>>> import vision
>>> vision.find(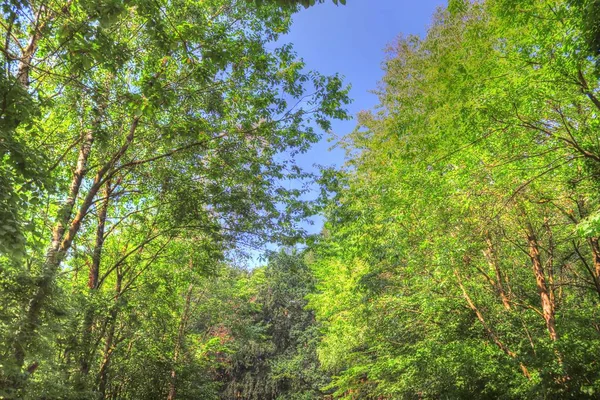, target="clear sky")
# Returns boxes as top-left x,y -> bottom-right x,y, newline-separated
284,0 -> 445,232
